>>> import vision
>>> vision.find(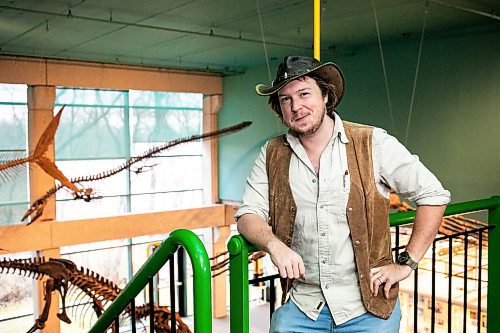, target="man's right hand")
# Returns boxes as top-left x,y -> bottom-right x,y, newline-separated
267,239 -> 305,279
237,213 -> 305,279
